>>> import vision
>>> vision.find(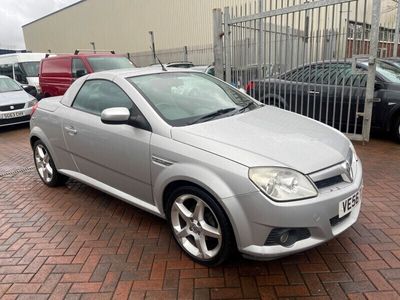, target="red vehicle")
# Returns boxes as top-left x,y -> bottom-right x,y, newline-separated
39,51 -> 134,97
